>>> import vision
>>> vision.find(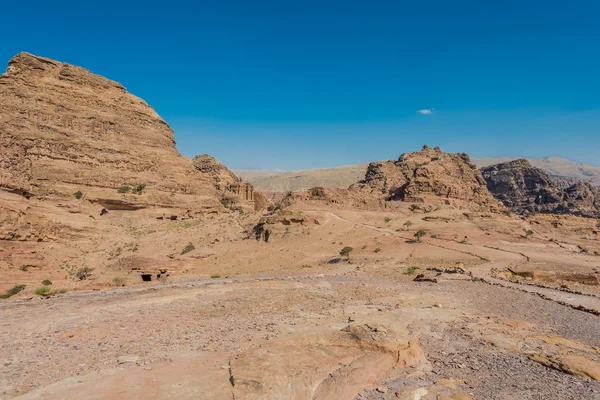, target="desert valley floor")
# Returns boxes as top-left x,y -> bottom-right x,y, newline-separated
2,201 -> 600,400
